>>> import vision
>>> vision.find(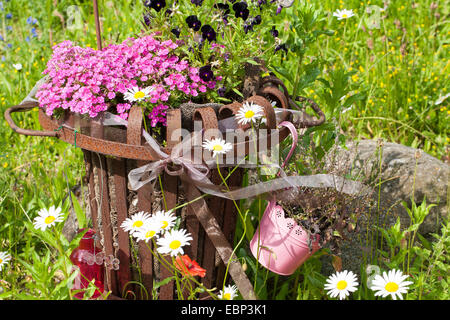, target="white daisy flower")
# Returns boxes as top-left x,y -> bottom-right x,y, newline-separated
333,9 -> 355,20
133,219 -> 162,243
218,284 -> 238,300
371,269 -> 413,300
123,86 -> 153,102
202,138 -> 233,157
33,206 -> 64,231
120,211 -> 152,235
13,63 -> 23,71
151,210 -> 177,232
0,251 -> 11,271
235,101 -> 264,125
435,93 -> 450,105
156,228 -> 193,257
324,270 -> 359,300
